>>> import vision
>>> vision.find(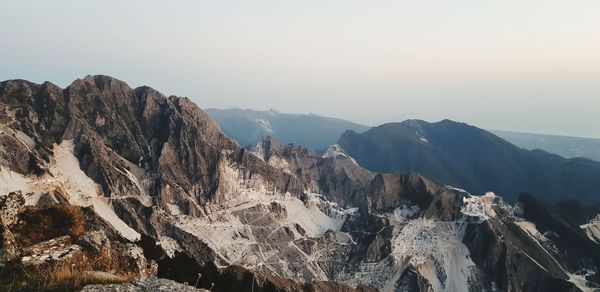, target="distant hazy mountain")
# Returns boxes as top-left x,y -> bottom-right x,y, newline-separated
492,130 -> 600,162
338,119 -> 600,203
204,108 -> 370,150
